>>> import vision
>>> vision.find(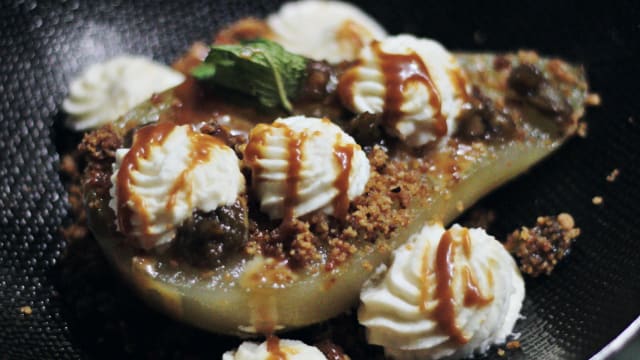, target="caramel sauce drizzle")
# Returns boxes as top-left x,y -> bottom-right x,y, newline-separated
266,335 -> 287,360
116,122 -> 176,238
282,125 -> 305,225
434,230 -> 468,344
165,132 -> 223,211
419,241 -> 432,313
461,228 -> 472,258
116,123 -> 223,247
448,68 -> 470,103
429,228 -> 496,344
332,136 -> 355,219
244,122 -> 306,228
338,41 -> 447,137
462,266 -> 494,307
